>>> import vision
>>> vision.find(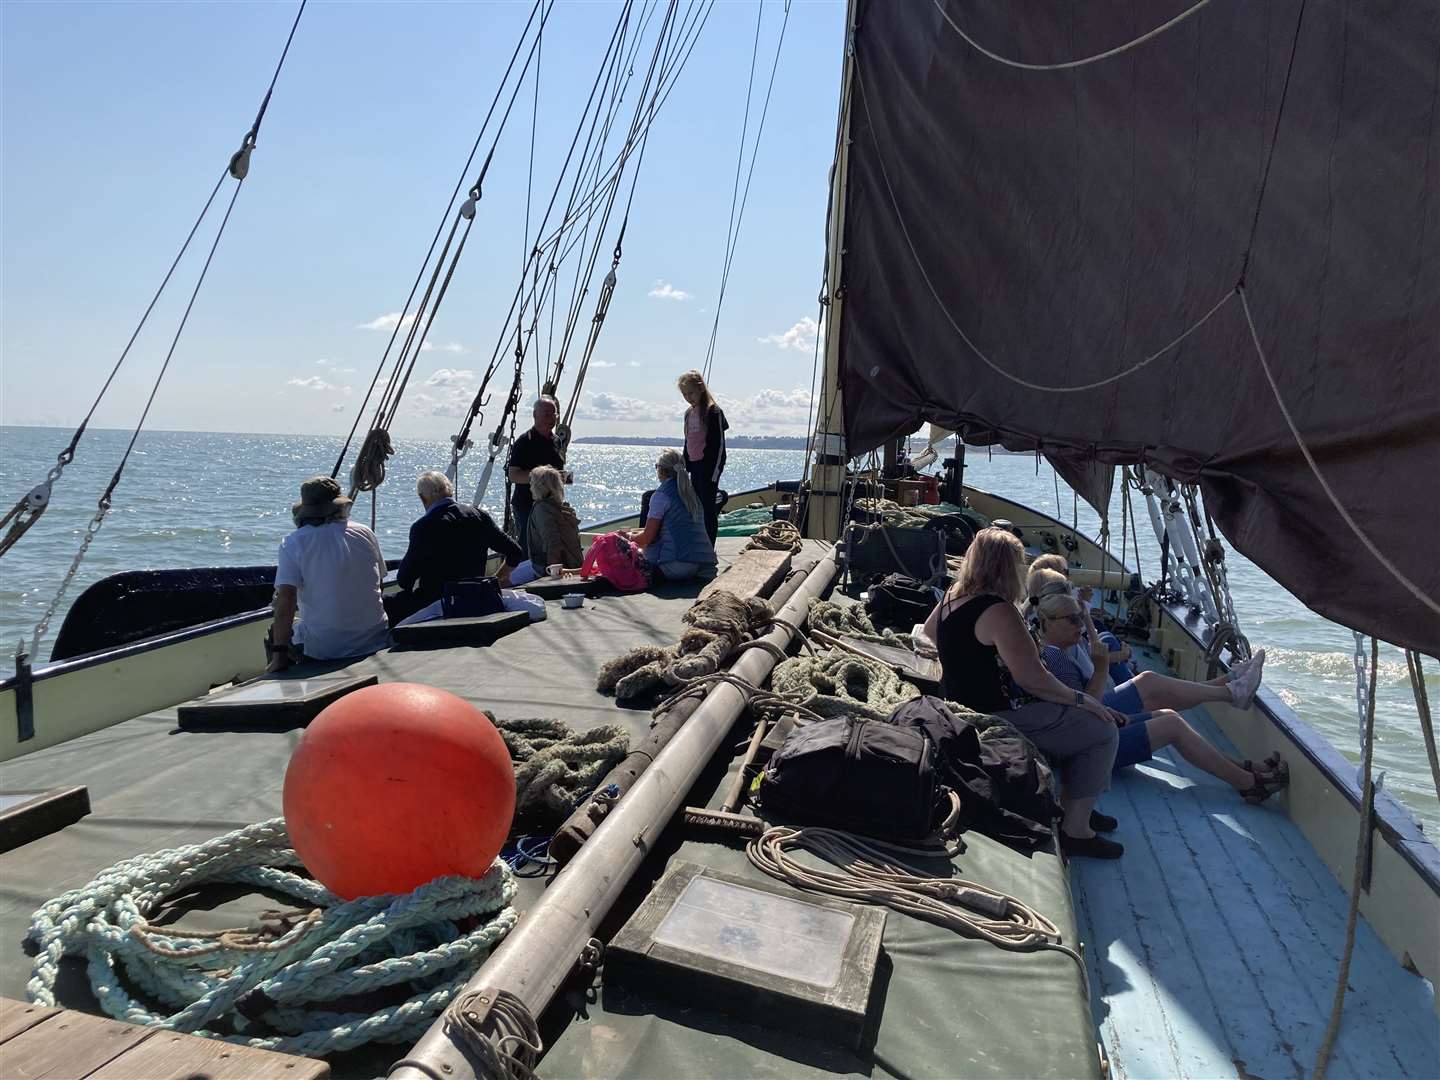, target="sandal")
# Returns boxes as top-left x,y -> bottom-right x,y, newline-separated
1239,752 -> 1289,804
